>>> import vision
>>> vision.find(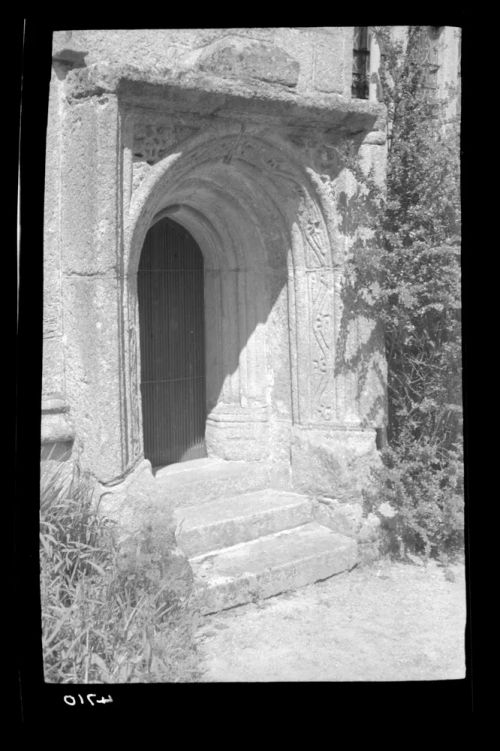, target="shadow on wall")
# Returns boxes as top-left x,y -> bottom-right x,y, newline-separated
335,178 -> 388,441
133,150 -> 298,468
